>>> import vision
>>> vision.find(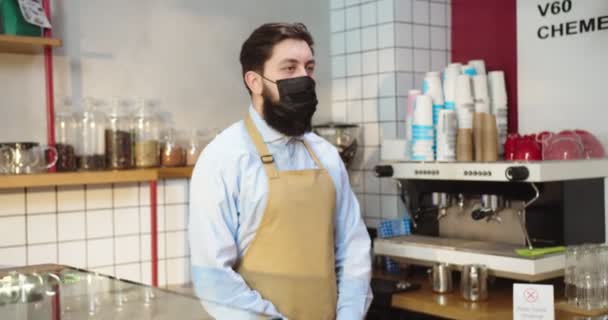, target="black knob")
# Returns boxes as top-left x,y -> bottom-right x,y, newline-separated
375,165 -> 394,178
506,166 -> 530,181
471,209 -> 490,221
